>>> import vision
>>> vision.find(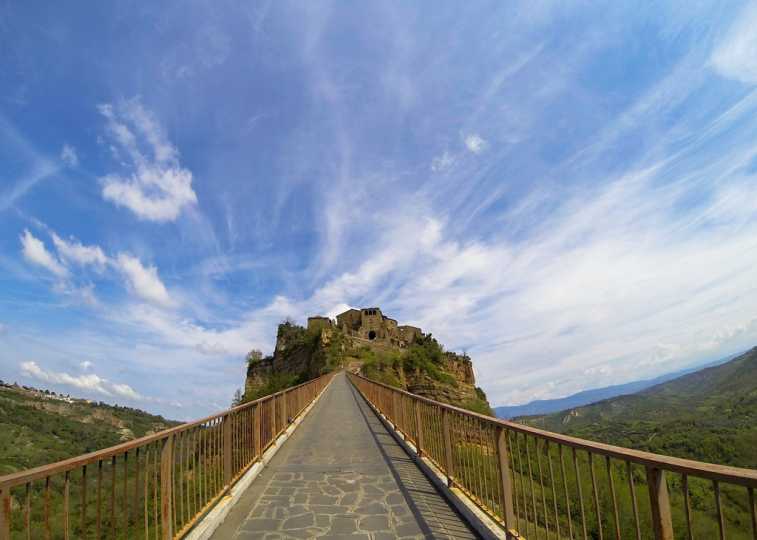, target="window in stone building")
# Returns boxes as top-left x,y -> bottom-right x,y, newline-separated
368,330 -> 377,340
